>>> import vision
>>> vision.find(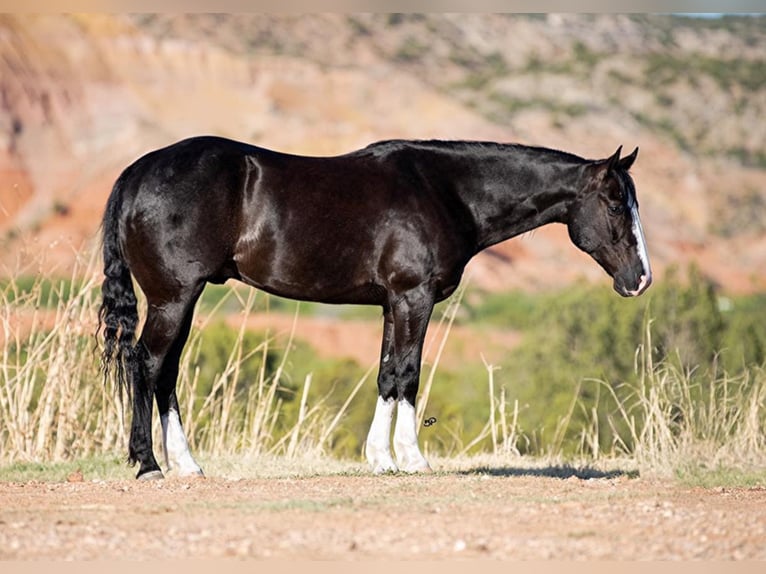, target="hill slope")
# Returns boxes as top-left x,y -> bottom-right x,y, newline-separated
1,13 -> 764,293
